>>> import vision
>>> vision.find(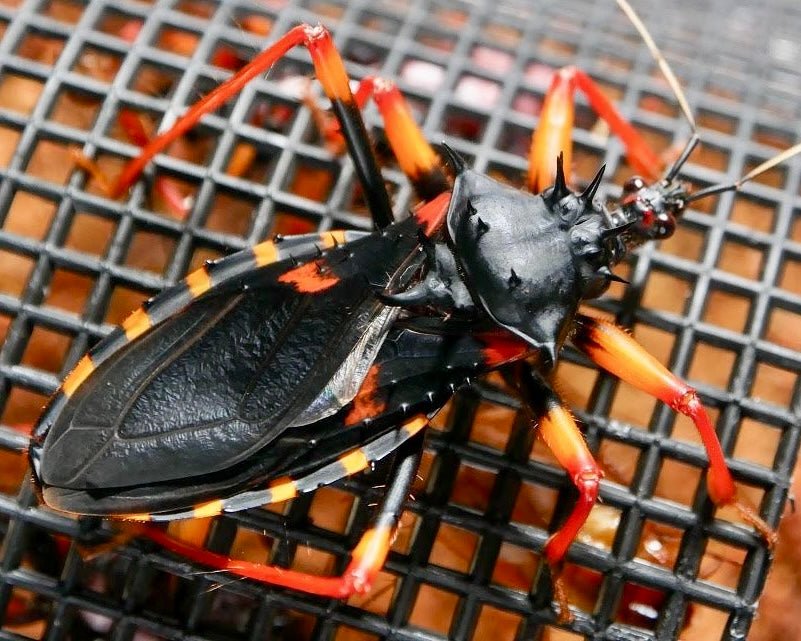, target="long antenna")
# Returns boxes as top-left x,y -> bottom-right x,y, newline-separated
616,0 -> 701,182
665,132 -> 699,182
687,142 -> 801,202
616,0 -> 801,202
616,0 -> 696,131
